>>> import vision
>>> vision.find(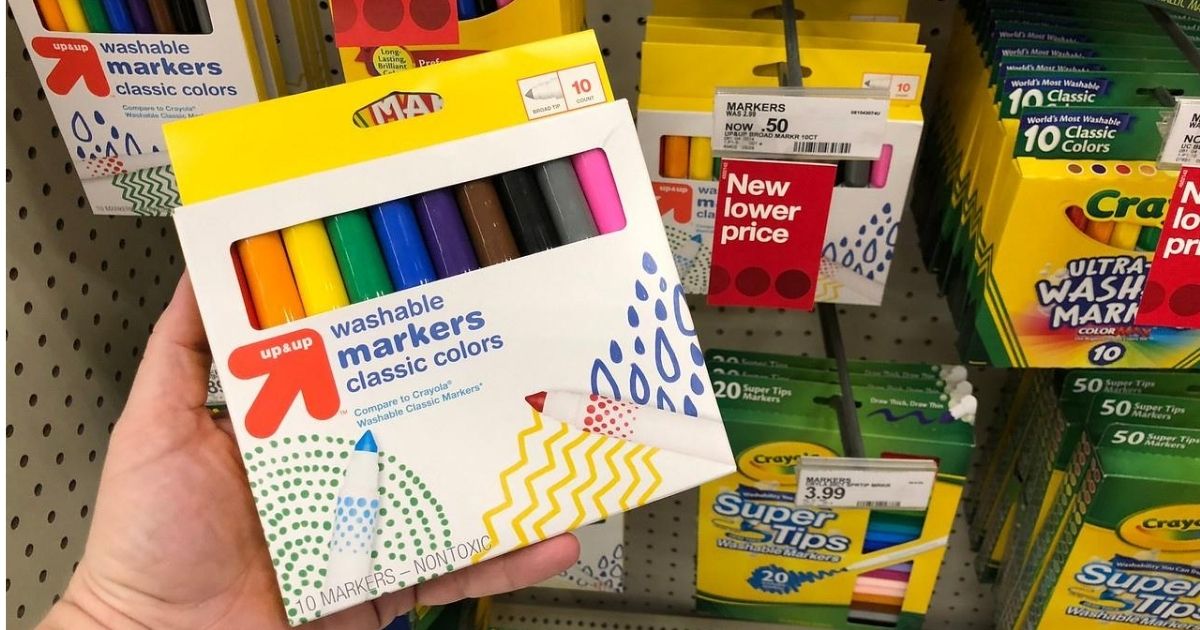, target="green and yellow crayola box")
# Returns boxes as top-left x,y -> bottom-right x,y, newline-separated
698,373 -> 974,628
1023,423 -> 1200,629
